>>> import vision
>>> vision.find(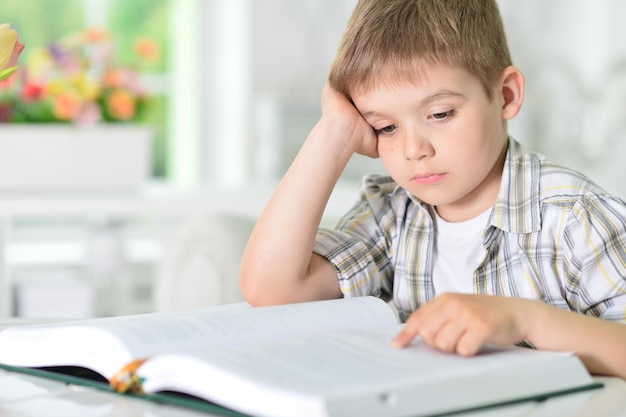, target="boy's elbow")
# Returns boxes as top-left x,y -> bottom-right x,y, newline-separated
239,283 -> 289,307
239,280 -> 269,308
239,262 -> 320,307
239,252 -> 340,307
238,264 -> 284,307
238,266 -> 262,307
